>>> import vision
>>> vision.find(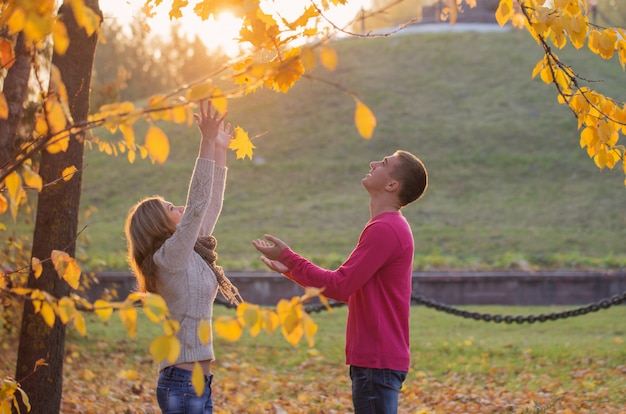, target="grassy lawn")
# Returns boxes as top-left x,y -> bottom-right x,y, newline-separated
2,303 -> 623,413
